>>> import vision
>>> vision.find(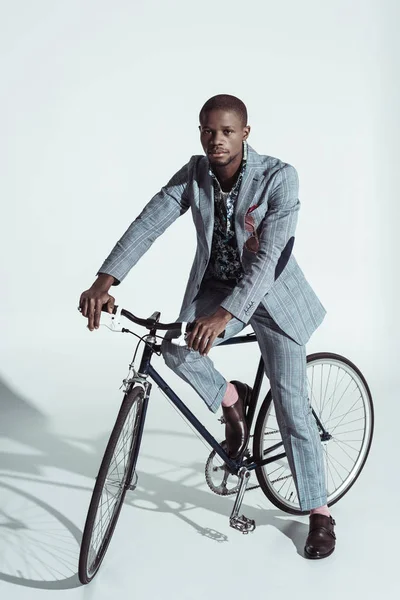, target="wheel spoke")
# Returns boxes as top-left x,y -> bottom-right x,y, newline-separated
324,446 -> 341,490
331,438 -> 362,453
327,375 -> 354,423
330,439 -> 360,464
326,403 -> 364,424
325,449 -> 349,481
268,463 -> 287,478
334,428 -> 365,434
259,356 -> 373,515
321,364 -> 332,415
329,397 -> 365,435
